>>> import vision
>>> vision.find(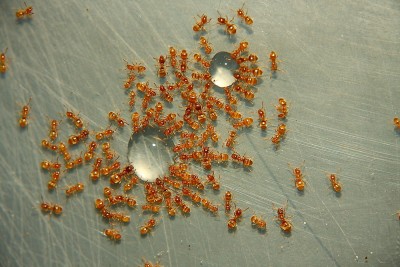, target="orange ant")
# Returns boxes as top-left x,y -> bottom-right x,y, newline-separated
199,36 -> 213,54
123,73 -> 136,89
123,59 -> 146,73
224,131 -> 237,148
276,98 -> 288,119
140,217 -> 158,235
269,51 -> 284,77
157,84 -> 173,103
193,14 -> 211,32
168,46 -> 178,68
103,228 -> 122,241
224,191 -> 233,213
394,117 -> 400,129
174,195 -> 191,214
109,111 -> 127,127
142,204 -> 160,214
40,201 -> 63,215
19,97 -> 32,128
155,55 -> 167,78
68,129 -> 89,145
41,139 -> 58,153
328,173 -> 342,193
227,207 -> 248,229
65,182 -> 84,196
65,109 -> 83,128
90,158 -> 102,180
273,202 -> 292,232
270,123 -> 287,145
41,159 -> 61,170
289,162 -> 306,191
231,41 -> 249,59
95,127 -> 115,140
236,3 -> 253,25
217,13 -> 237,35
258,102 -> 268,130
250,214 -> 267,230
232,117 -> 254,129
201,198 -> 219,214
193,53 -> 211,69
83,141 -> 97,161
48,118 -> 60,141
16,2 -> 33,19
1,48 -> 8,73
